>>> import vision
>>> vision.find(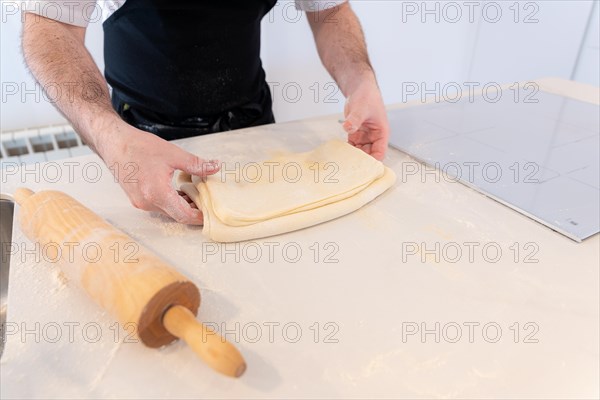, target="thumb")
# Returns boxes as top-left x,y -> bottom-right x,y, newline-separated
172,149 -> 220,177
343,106 -> 367,134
